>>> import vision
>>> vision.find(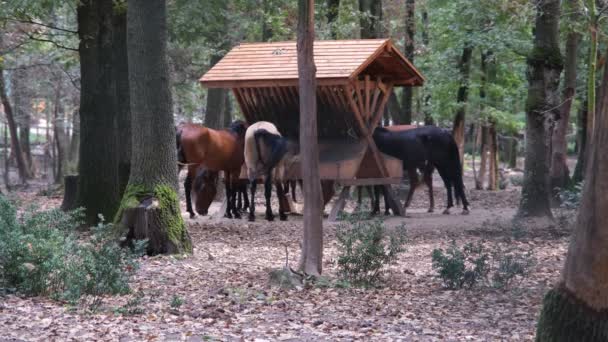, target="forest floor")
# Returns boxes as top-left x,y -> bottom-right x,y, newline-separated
0,167 -> 573,341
